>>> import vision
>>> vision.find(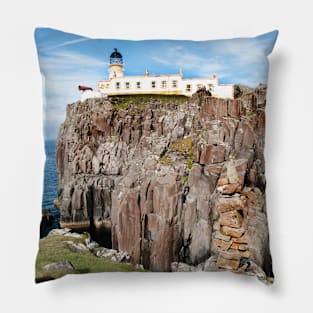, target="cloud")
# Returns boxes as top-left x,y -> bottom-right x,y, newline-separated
39,49 -> 105,139
39,50 -> 107,73
152,46 -> 226,78
216,38 -> 269,67
39,38 -> 91,52
151,37 -> 272,86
